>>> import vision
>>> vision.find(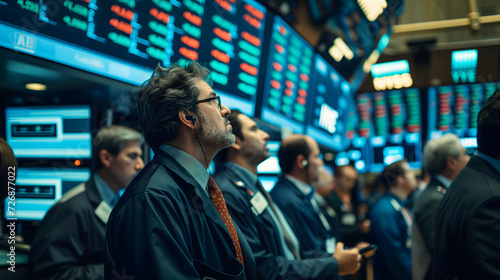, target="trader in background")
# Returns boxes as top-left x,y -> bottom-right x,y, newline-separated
105,61 -> 256,280
324,164 -> 371,248
215,110 -> 361,279
433,90 -> 500,280
28,125 -> 144,280
412,133 -> 469,280
0,137 -> 17,203
271,134 -> 360,265
370,159 -> 417,280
